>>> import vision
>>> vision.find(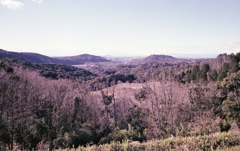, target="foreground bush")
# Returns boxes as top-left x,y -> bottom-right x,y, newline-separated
53,131 -> 240,151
